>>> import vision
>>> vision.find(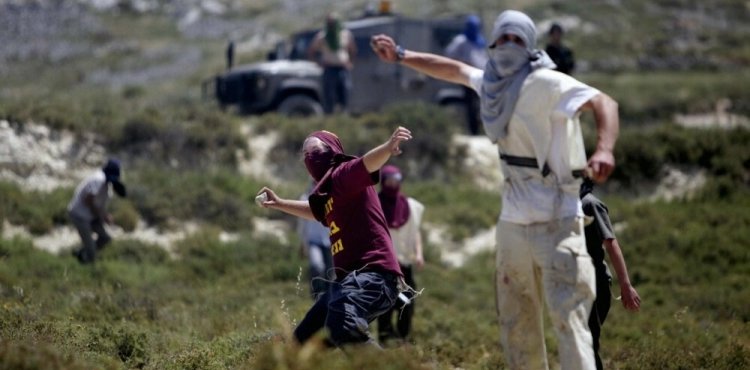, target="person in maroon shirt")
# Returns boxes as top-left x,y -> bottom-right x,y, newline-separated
257,127 -> 411,349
